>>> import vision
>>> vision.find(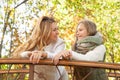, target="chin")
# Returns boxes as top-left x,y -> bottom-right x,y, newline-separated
54,37 -> 58,42
78,38 -> 83,40
54,38 -> 57,42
